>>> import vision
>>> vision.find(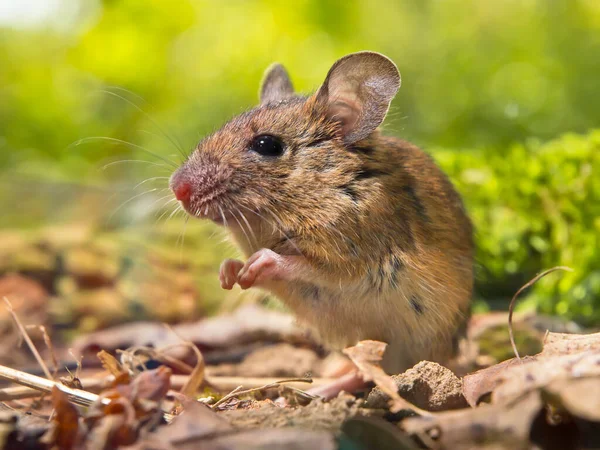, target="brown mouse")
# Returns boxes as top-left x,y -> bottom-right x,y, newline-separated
170,51 -> 473,374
